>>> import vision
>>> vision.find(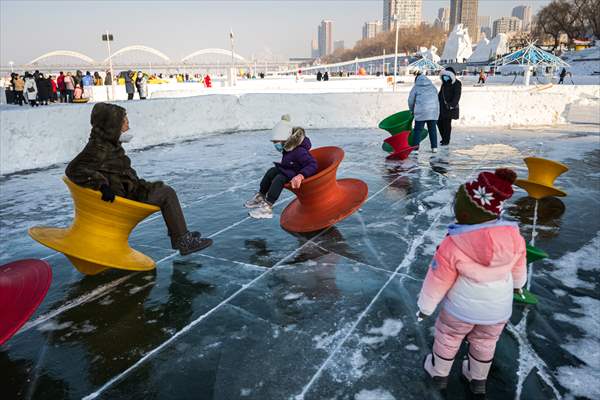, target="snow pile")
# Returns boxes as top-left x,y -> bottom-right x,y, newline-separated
1,85 -> 598,174
561,46 -> 600,75
355,388 -> 396,400
468,33 -> 508,63
441,24 -> 473,63
418,46 -> 440,63
360,319 -> 403,345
